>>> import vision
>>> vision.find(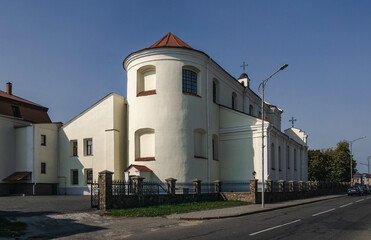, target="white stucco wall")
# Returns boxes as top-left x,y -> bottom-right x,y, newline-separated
58,93 -> 127,194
